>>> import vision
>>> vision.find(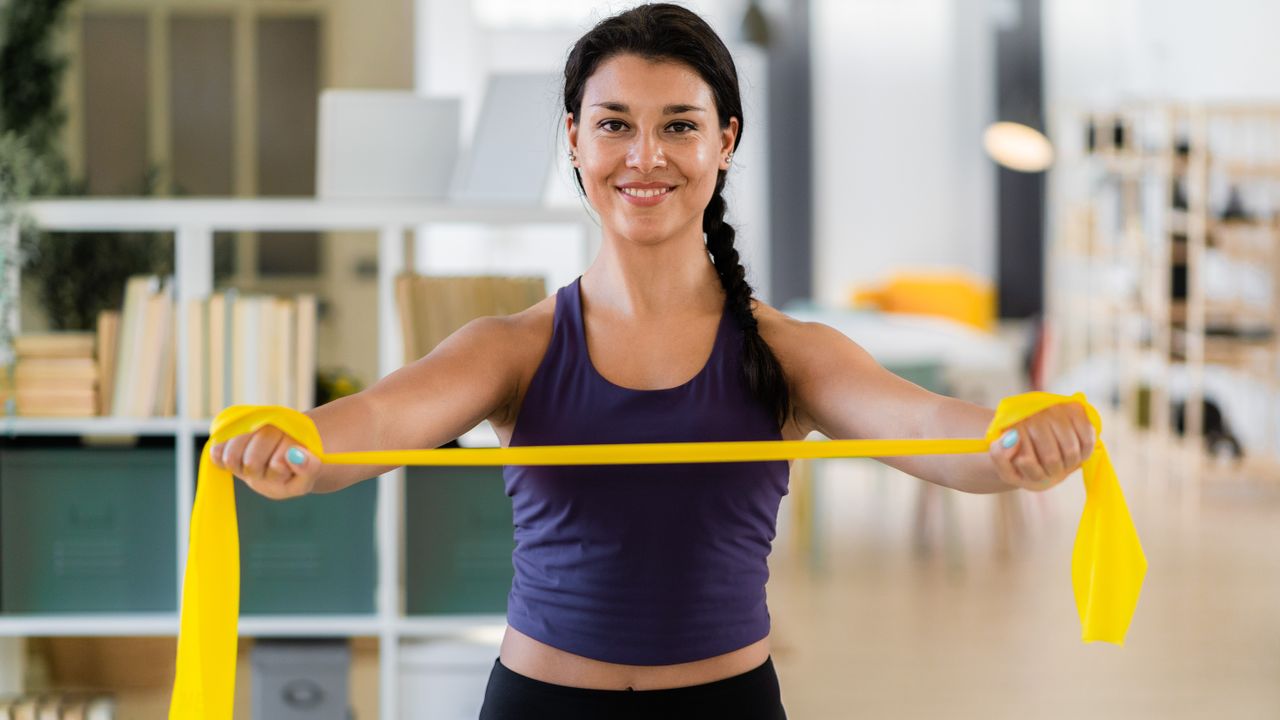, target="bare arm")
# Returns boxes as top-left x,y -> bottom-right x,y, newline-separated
769,312 -> 1095,494
213,313 -> 530,498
